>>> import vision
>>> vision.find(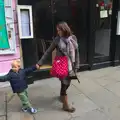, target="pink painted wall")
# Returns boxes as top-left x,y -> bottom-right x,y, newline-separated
0,0 -> 20,74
